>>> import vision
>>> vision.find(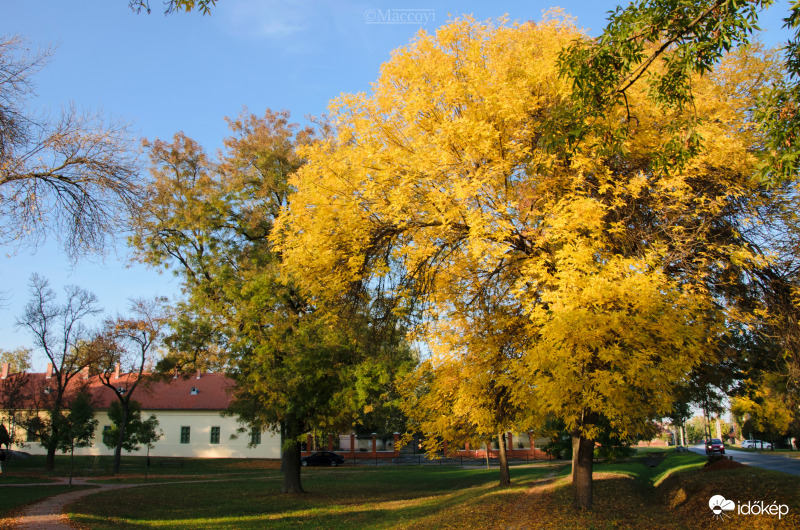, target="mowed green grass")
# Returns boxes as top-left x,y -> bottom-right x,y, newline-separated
6,450 -> 797,529
4,454 -> 279,478
0,486 -> 95,518
67,465 -> 558,529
